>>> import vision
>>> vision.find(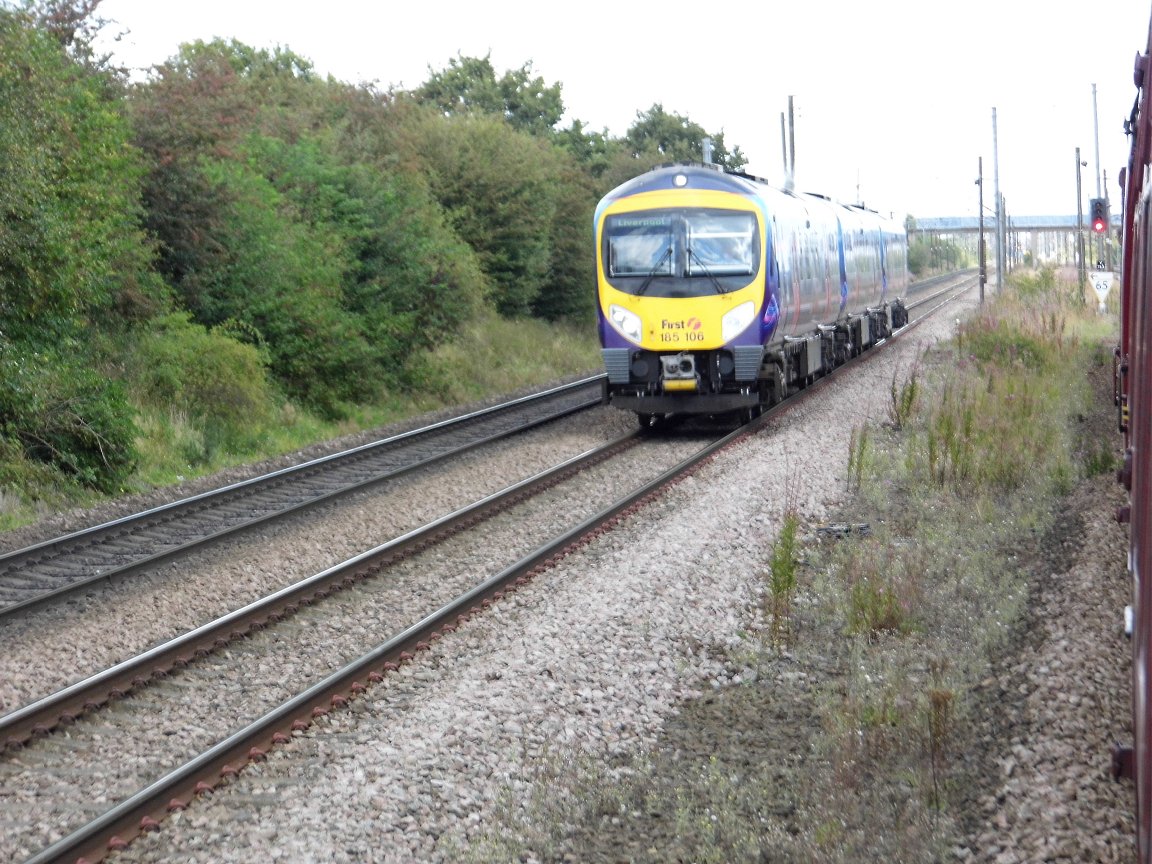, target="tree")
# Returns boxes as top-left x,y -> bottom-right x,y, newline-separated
19,0 -> 119,71
624,103 -> 746,171
129,38 -> 490,414
413,54 -> 564,135
0,7 -> 163,342
554,118 -> 623,178
0,6 -> 160,490
404,109 -> 564,316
